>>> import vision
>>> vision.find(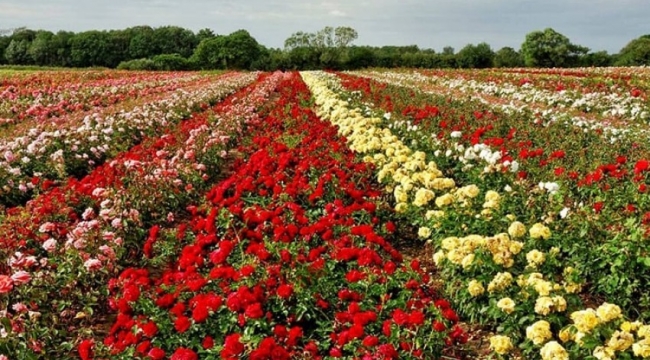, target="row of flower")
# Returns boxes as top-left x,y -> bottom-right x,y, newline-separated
0,71 -> 285,358
0,71 -> 211,127
94,72 -> 467,360
419,68 -> 649,97
499,66 -> 650,81
0,72 -> 257,208
305,70 -> 650,359
356,69 -> 649,134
